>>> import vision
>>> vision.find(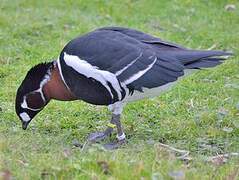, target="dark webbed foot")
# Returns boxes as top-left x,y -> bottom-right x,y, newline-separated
88,124 -> 114,142
88,131 -> 110,142
103,139 -> 126,150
